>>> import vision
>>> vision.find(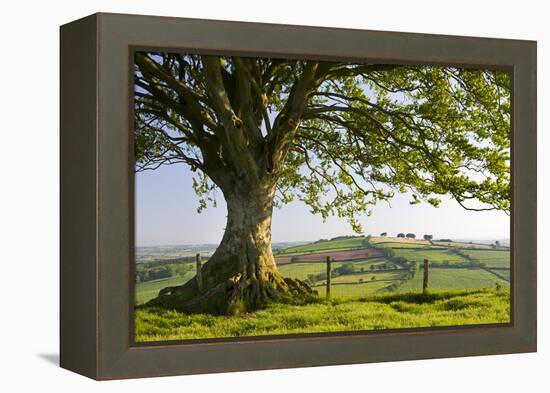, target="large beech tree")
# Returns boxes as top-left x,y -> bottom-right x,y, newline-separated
134,52 -> 510,314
